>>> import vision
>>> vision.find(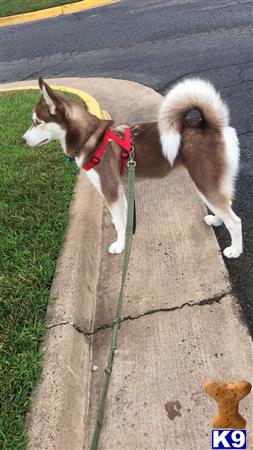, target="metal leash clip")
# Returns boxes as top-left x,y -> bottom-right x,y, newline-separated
127,147 -> 136,167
